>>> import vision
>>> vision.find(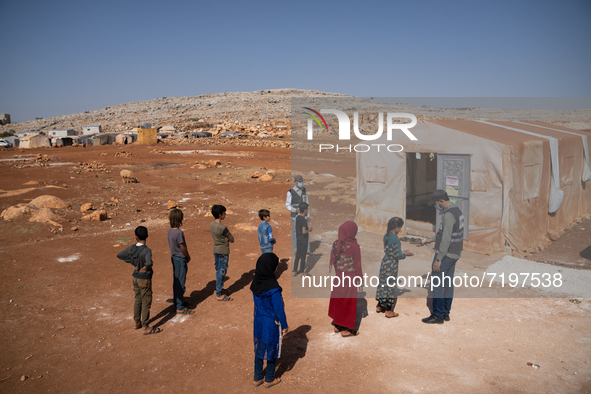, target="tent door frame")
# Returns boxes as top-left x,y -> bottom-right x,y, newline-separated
436,154 -> 470,240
